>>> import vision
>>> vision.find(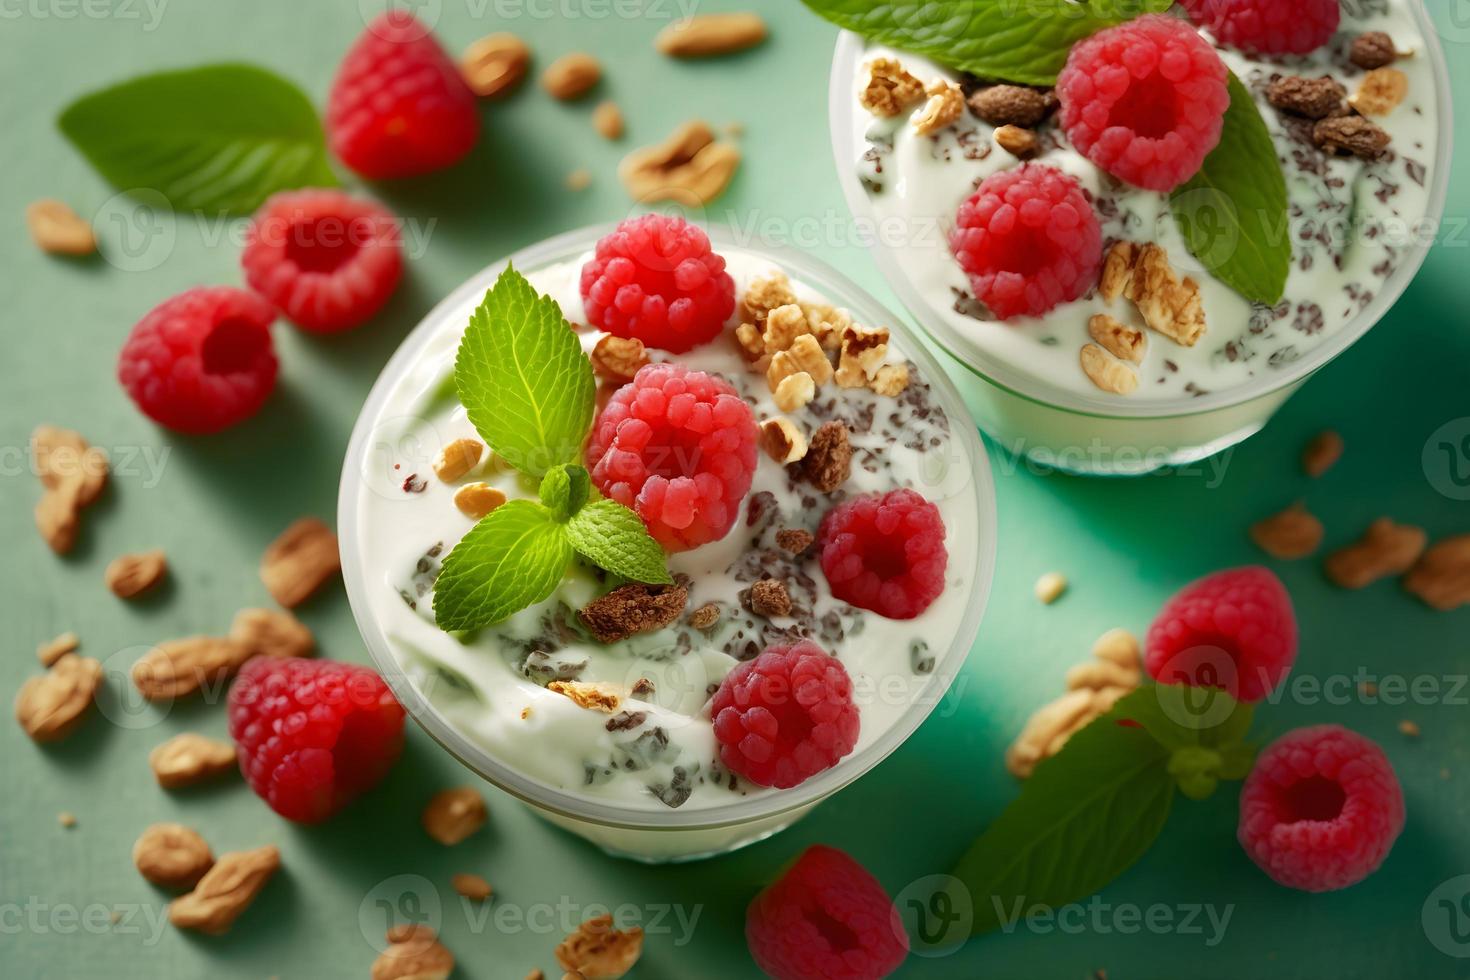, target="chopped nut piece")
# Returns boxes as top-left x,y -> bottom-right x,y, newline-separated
1091,629 -> 1140,670
461,32 -> 530,98
1350,67 -> 1409,116
1065,659 -> 1139,691
619,120 -> 739,206
786,335 -> 834,386
1404,535 -> 1470,611
149,733 -> 237,789
776,528 -> 814,554
1034,571 -> 1067,604
1006,689 -> 1094,779
454,482 -> 508,521
169,845 -> 279,935
1314,115 -> 1391,159
131,636 -> 248,701
1350,31 -> 1398,70
869,362 -> 910,397
58,811 -> 77,828
133,823 -> 214,890
735,322 -> 766,363
1266,75 -> 1346,119
655,12 -> 767,58
749,579 -> 792,618
913,78 -> 964,136
434,438 -> 485,482
33,424 -> 108,506
835,324 -> 890,386
542,52 -> 600,100
26,199 -> 96,256
1250,504 -> 1325,560
1080,344 -> 1138,395
1325,518 -> 1427,589
260,517 -> 340,607
1104,243 -> 1205,347
772,372 -> 816,412
592,100 -> 624,140
993,124 -> 1039,158
566,168 -> 593,191
968,84 -> 1055,127
229,607 -> 314,659
451,873 -> 493,902
1302,430 -> 1343,477
37,632 -> 79,668
759,416 -> 808,464
1399,719 -> 1422,738
688,602 -> 721,630
422,787 -> 488,845
15,654 -> 101,742
555,914 -> 644,980
579,583 -> 688,644
763,304 -> 814,354
1098,241 -> 1135,303
801,302 -> 852,350
1088,314 -> 1146,364
592,335 -> 650,381
373,926 -> 455,980
547,680 -> 623,714
859,57 -> 924,117
800,421 -> 852,493
741,271 -> 799,325
35,484 -> 81,554
105,549 -> 168,599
